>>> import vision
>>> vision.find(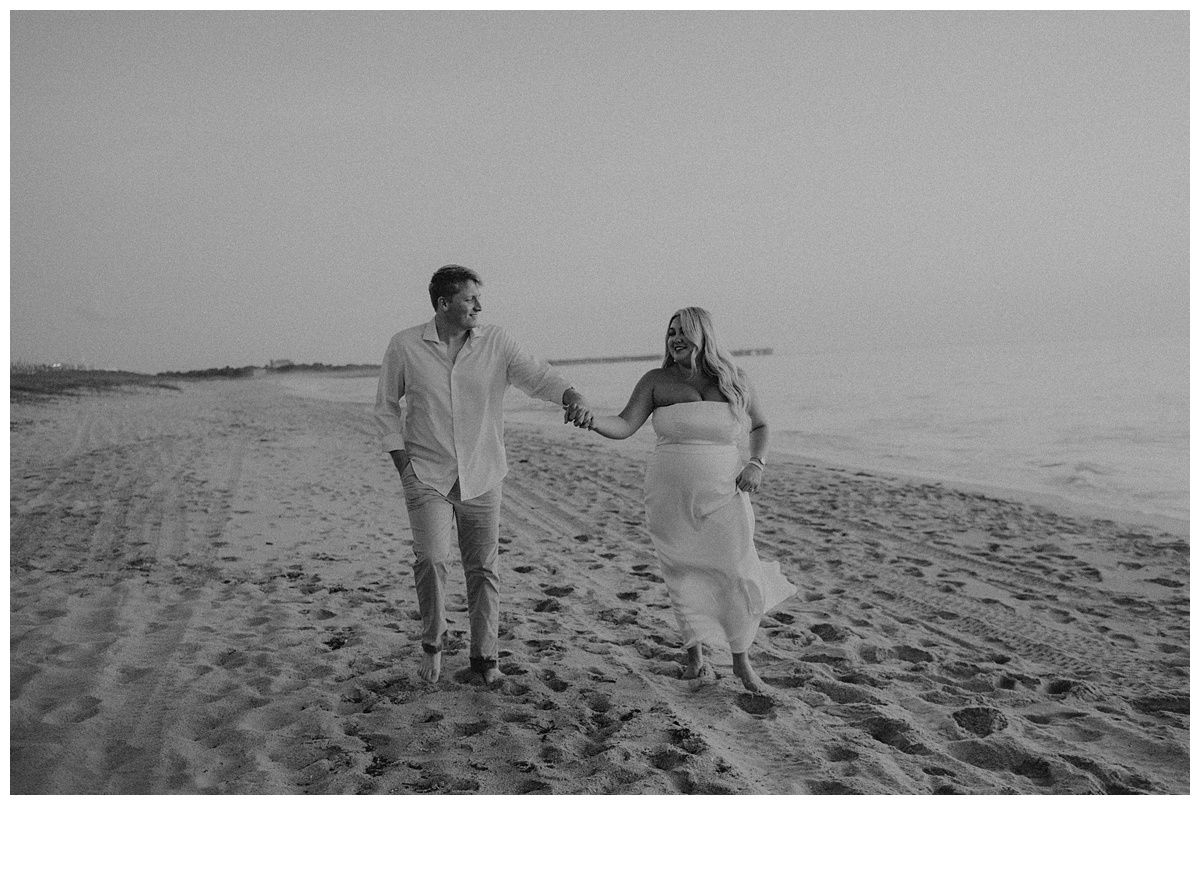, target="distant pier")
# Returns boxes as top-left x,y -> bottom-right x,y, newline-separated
549,347 -> 773,367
